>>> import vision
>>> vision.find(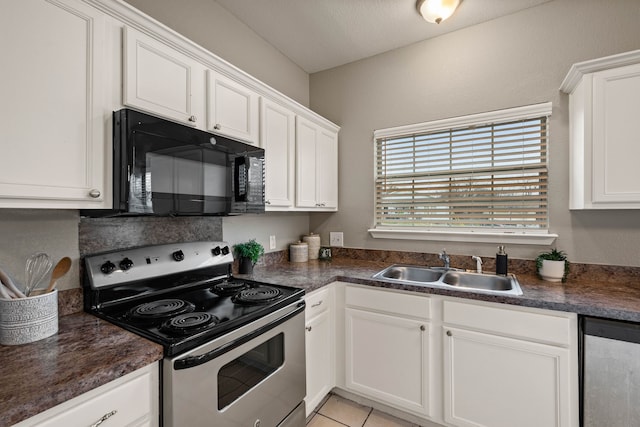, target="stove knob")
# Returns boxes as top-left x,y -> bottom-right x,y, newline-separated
212,246 -> 221,256
221,246 -> 230,255
100,261 -> 116,275
172,250 -> 185,262
119,257 -> 134,271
